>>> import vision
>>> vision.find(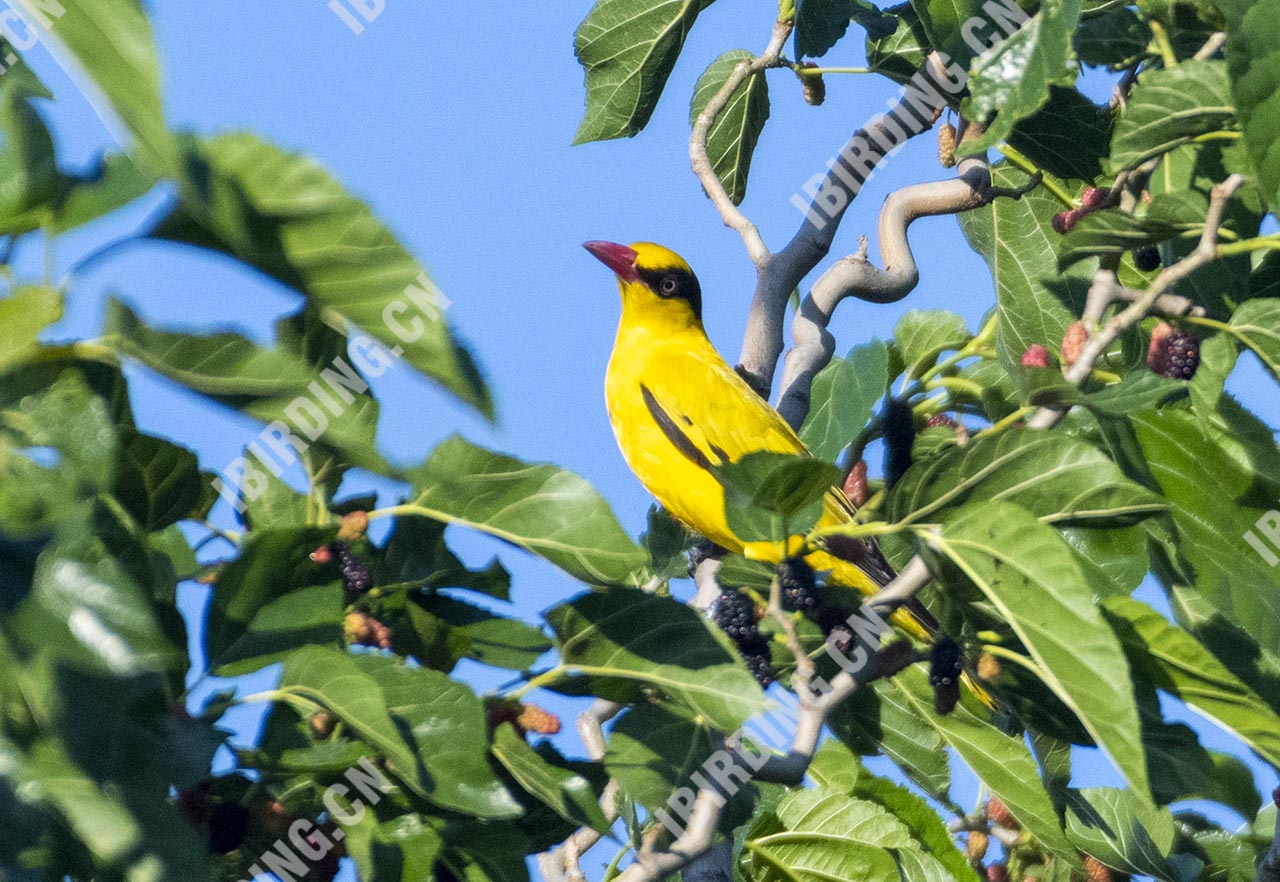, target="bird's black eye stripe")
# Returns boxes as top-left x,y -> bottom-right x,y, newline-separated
637,266 -> 703,320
